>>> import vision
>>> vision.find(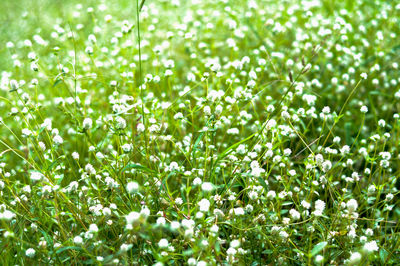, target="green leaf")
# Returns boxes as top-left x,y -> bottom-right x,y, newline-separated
183,249 -> 193,256
47,156 -> 65,172
139,0 -> 146,11
257,177 -> 269,193
191,131 -> 204,158
191,115 -> 215,159
379,248 -> 388,263
121,163 -> 154,174
53,78 -> 63,87
56,246 -> 84,254
216,133 -> 255,163
310,242 -> 327,257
